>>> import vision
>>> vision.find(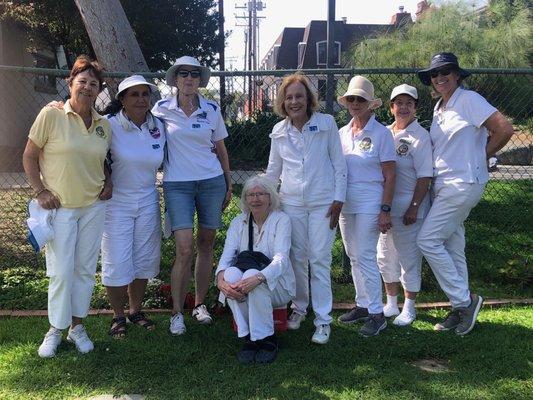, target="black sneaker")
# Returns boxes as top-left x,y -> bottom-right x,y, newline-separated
455,294 -> 484,336
434,309 -> 461,331
359,313 -> 387,337
338,306 -> 369,324
237,336 -> 258,364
